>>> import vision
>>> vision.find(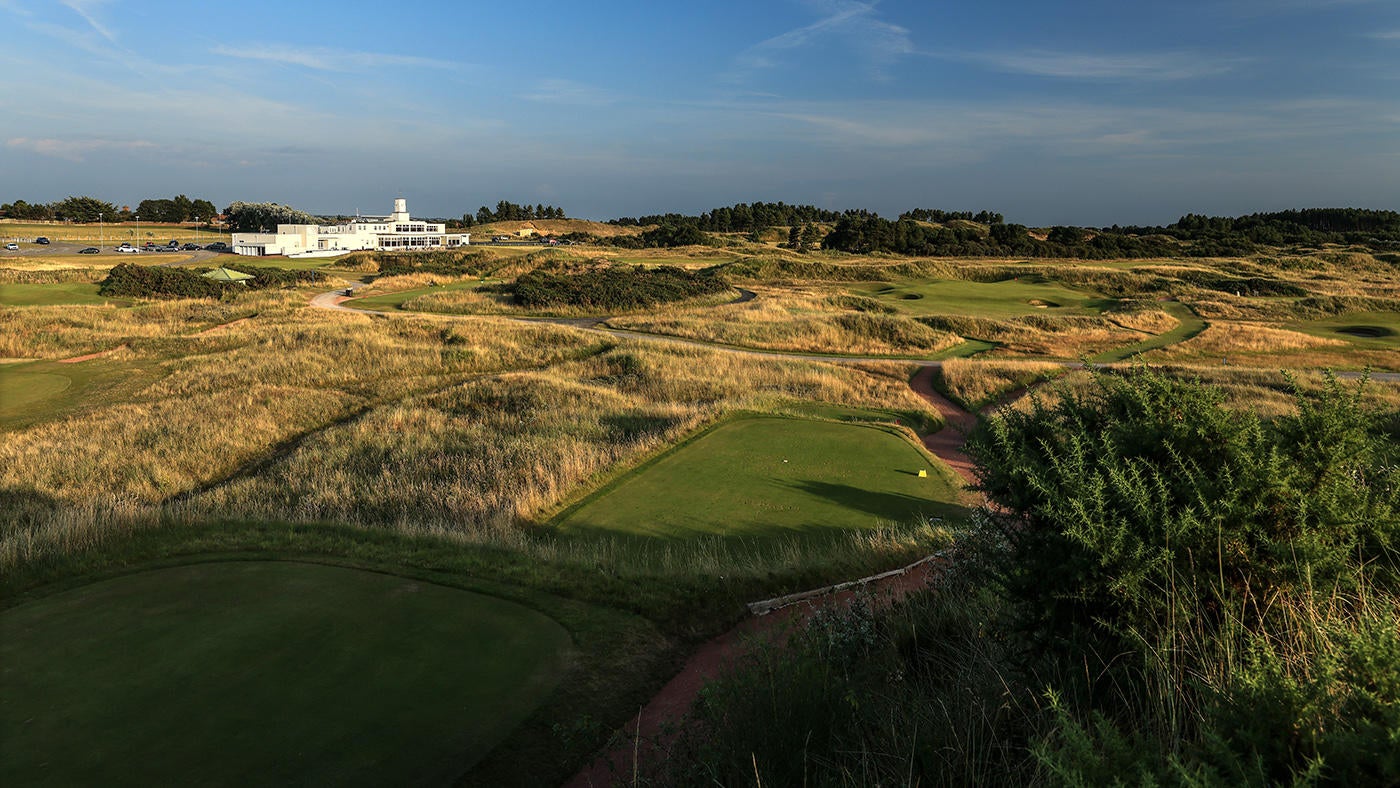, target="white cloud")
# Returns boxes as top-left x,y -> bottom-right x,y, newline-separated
731,0 -> 913,79
1370,30 -> 1400,40
7,136 -> 156,162
945,49 -> 1247,81
59,0 -> 115,43
522,79 -> 621,106
211,44 -> 462,72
